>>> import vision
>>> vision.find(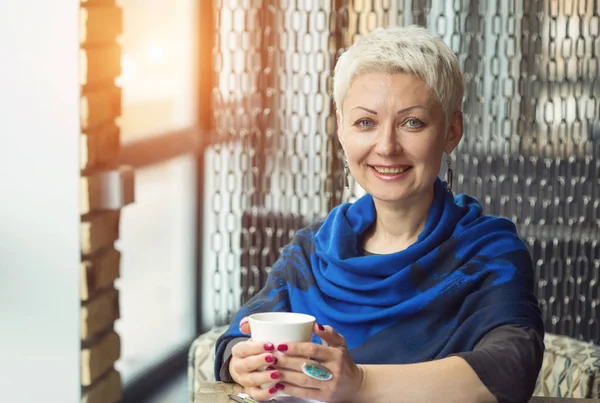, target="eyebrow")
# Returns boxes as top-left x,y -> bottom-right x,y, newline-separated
352,105 -> 429,115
